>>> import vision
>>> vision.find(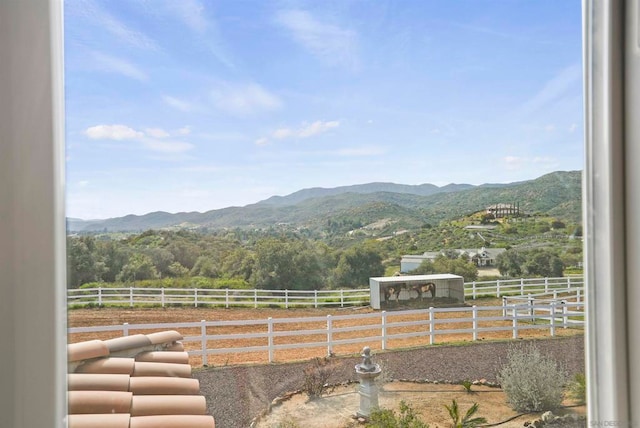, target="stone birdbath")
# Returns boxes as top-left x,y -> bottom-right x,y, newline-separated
354,346 -> 382,418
